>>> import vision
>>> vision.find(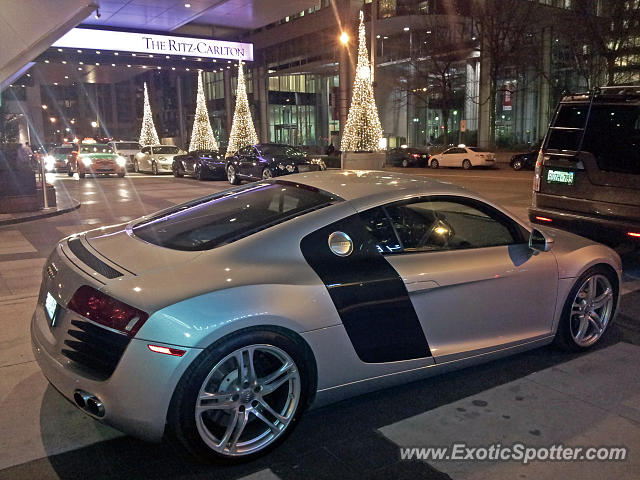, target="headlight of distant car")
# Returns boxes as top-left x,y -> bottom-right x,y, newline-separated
277,163 -> 286,171
116,156 -> 127,167
310,158 -> 327,170
44,155 -> 55,170
81,156 -> 92,166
